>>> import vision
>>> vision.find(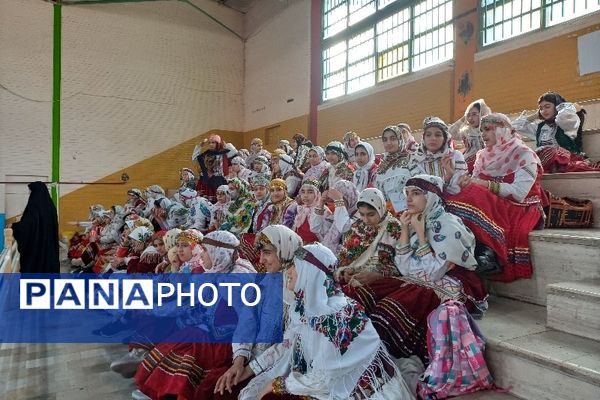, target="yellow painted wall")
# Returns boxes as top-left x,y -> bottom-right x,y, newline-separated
317,70 -> 454,145
475,24 -> 600,114
58,130 -> 243,232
